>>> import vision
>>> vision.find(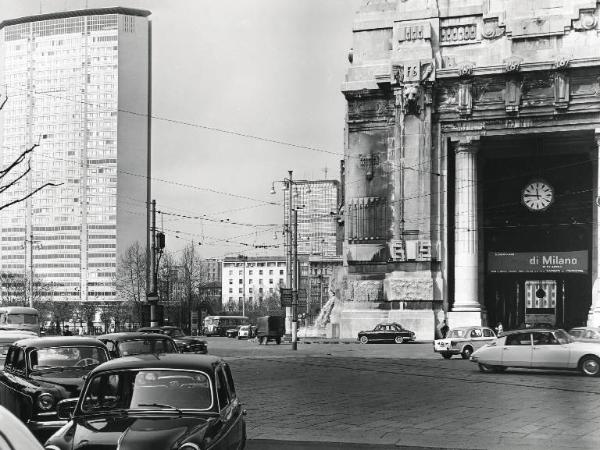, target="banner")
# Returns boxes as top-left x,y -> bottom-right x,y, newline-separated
488,251 -> 588,274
